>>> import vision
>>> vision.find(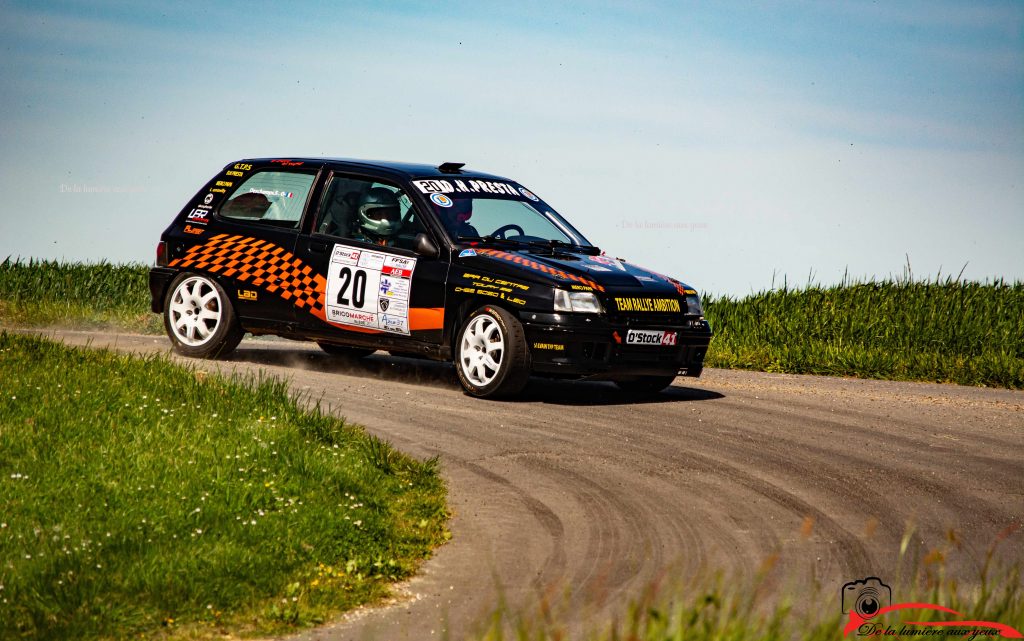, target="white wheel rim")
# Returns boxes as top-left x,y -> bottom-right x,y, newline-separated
460,314 -> 505,387
168,277 -> 223,347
